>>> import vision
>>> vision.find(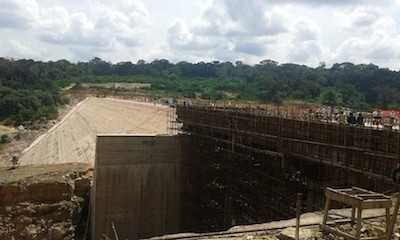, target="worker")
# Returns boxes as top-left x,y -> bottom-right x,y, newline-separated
9,155 -> 19,170
372,110 -> 381,127
389,111 -> 396,129
347,112 -> 356,125
339,111 -> 346,125
308,109 -> 315,121
356,113 -> 364,126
